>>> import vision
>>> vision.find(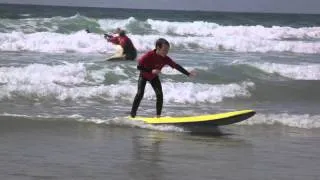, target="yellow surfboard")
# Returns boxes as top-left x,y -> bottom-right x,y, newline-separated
129,109 -> 255,126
